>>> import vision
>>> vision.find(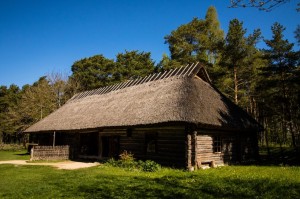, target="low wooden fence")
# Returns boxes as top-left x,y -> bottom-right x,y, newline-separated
30,145 -> 69,161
